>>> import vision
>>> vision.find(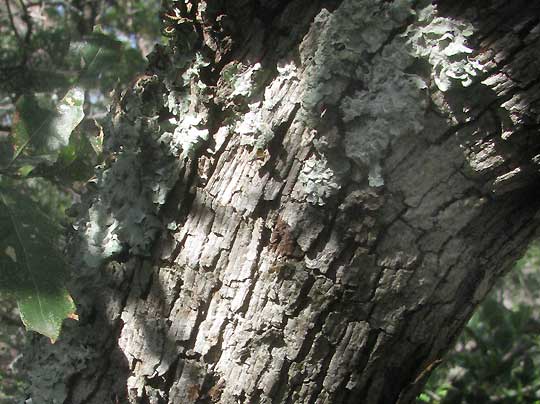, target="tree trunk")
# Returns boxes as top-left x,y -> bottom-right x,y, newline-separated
24,0 -> 540,403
